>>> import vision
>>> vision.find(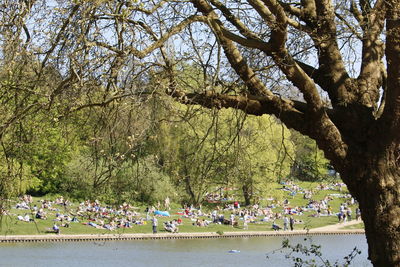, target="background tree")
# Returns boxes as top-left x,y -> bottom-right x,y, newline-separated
227,114 -> 294,205
290,131 -> 330,182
